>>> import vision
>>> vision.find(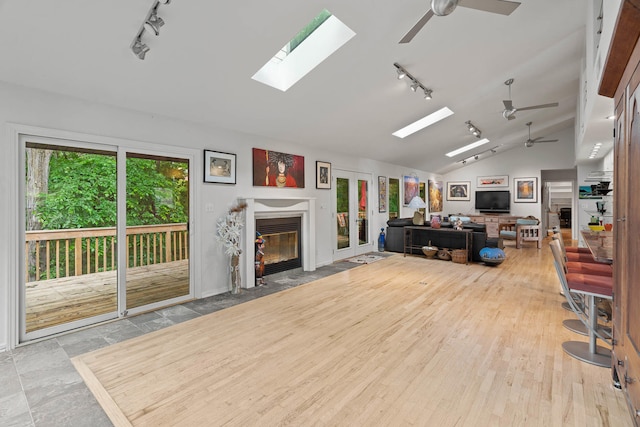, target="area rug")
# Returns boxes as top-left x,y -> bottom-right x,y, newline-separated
346,254 -> 384,264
